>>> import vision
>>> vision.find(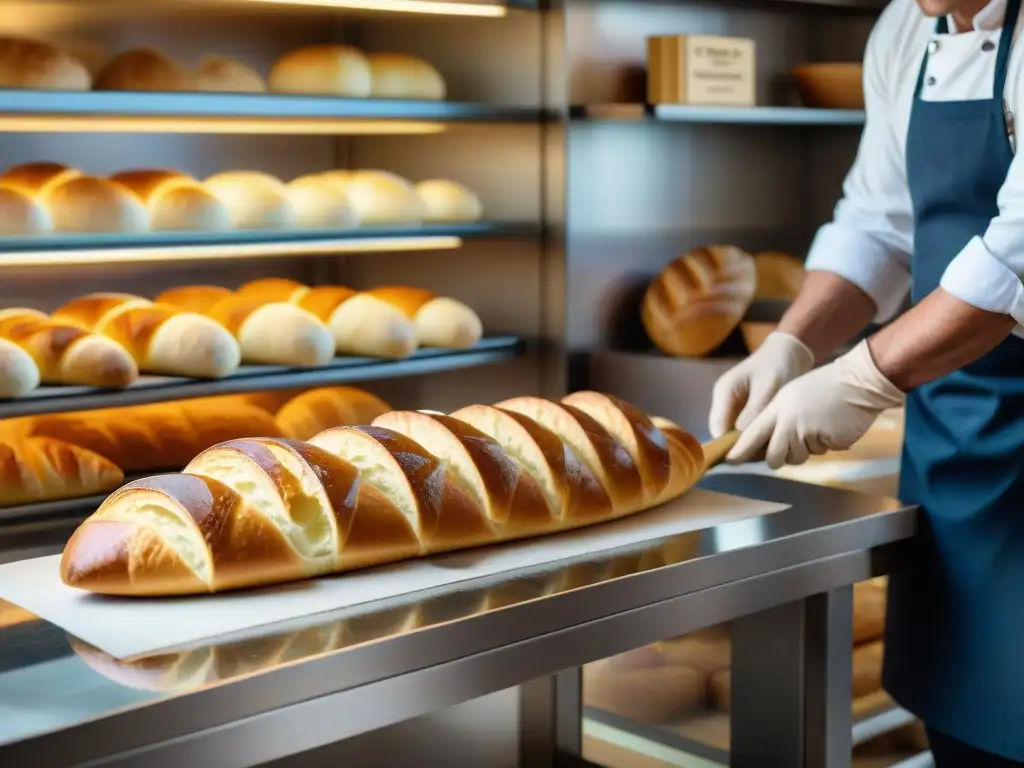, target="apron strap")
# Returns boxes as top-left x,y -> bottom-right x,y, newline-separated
995,0 -> 1022,98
